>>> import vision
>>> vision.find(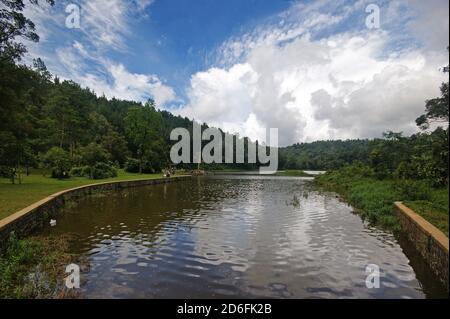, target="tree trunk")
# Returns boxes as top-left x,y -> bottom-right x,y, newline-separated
17,161 -> 22,184
60,115 -> 65,148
